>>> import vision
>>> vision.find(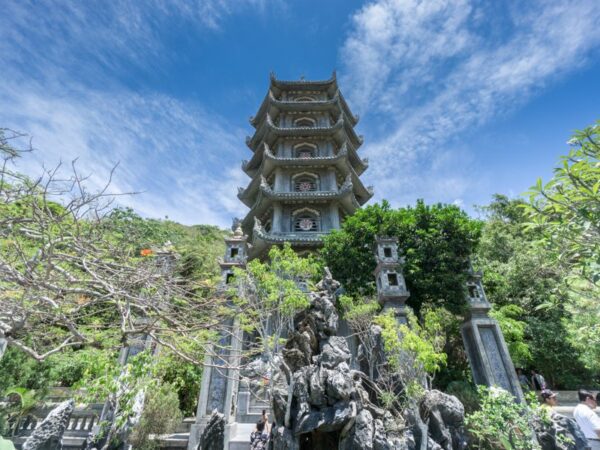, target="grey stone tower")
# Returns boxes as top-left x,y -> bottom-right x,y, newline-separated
219,221 -> 248,285
373,236 -> 411,324
238,72 -> 373,259
461,265 -> 524,402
